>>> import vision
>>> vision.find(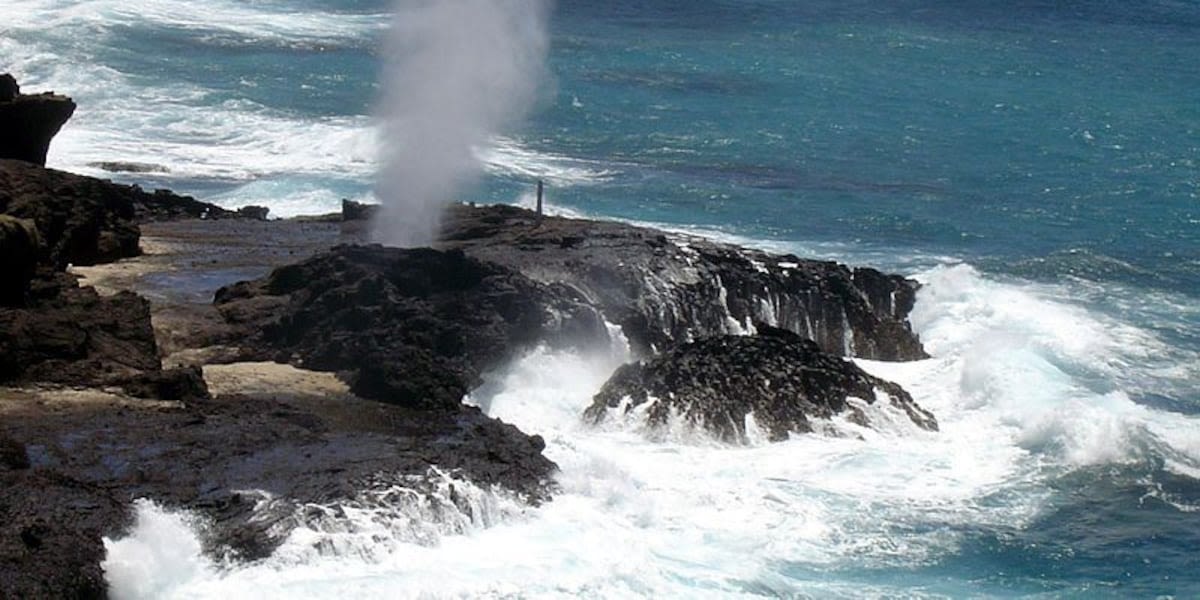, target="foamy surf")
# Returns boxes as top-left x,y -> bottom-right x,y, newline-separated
98,258 -> 1200,597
